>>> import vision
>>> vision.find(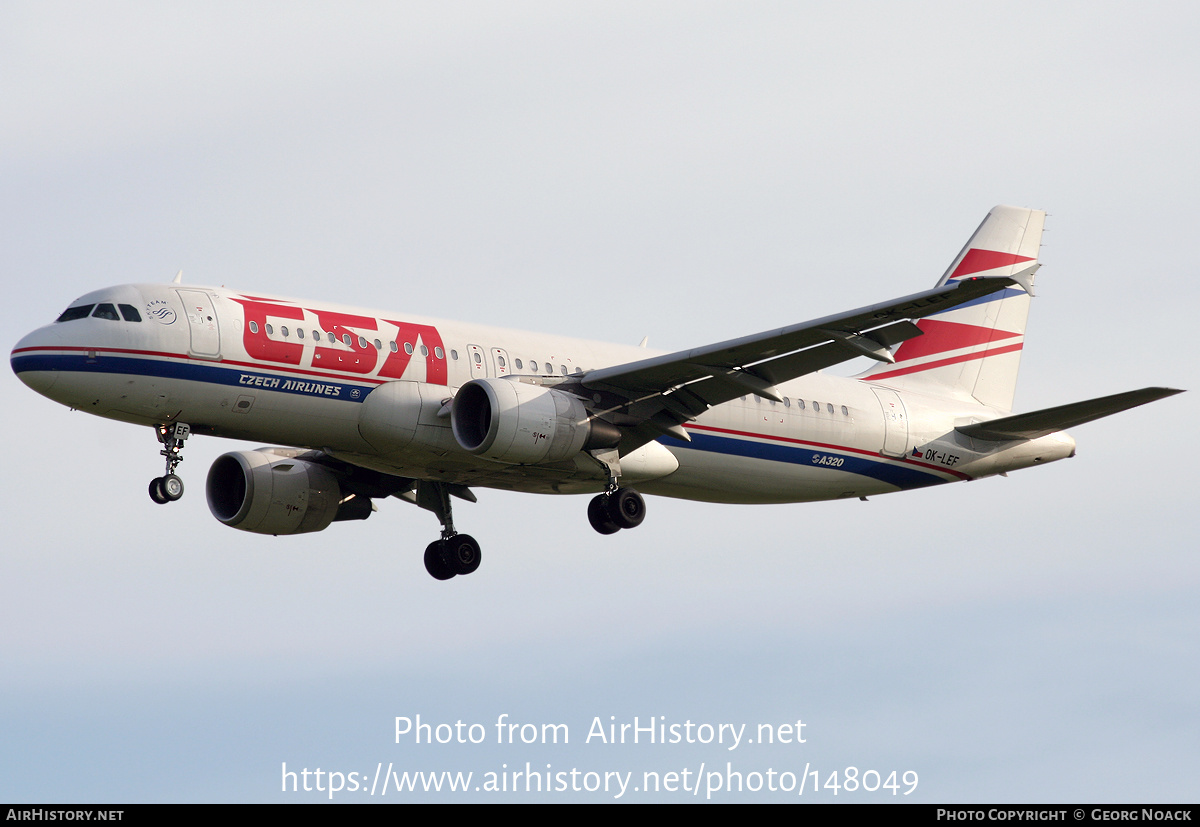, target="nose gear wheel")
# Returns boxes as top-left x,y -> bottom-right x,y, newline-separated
148,423 -> 190,505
